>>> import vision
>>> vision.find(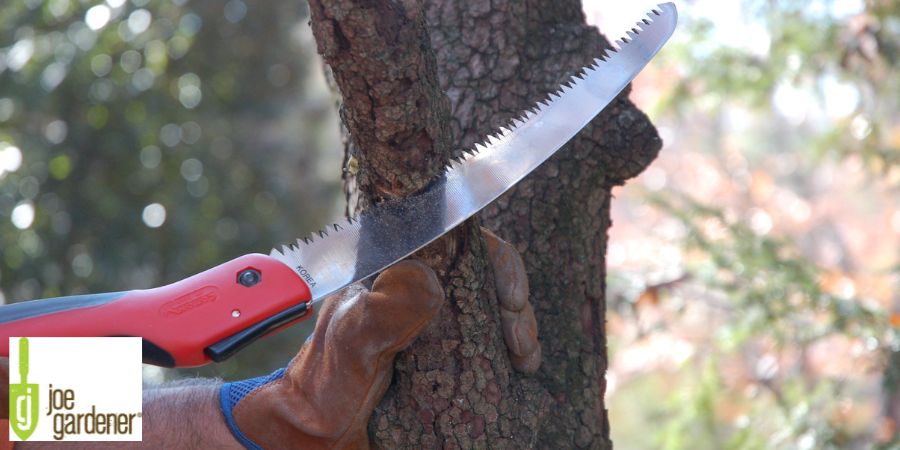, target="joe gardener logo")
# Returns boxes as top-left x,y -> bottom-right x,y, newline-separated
8,337 -> 142,442
10,337 -> 39,440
